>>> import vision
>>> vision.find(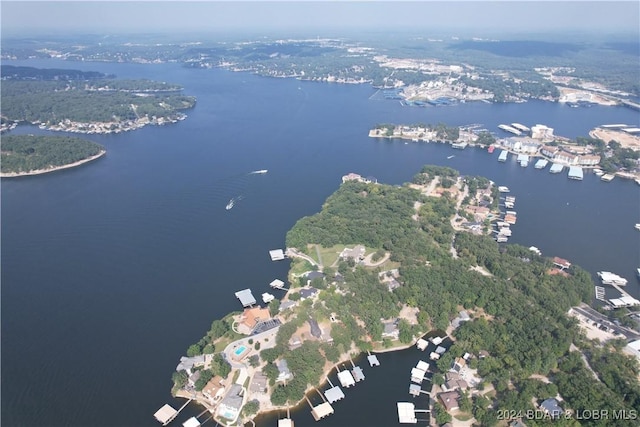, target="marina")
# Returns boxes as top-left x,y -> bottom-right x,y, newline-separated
498,124 -> 522,135
598,271 -> 628,286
